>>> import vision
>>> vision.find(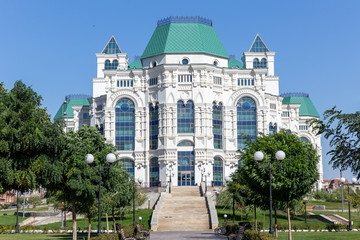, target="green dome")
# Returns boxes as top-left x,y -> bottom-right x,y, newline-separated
281,93 -> 319,118
141,17 -> 229,59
